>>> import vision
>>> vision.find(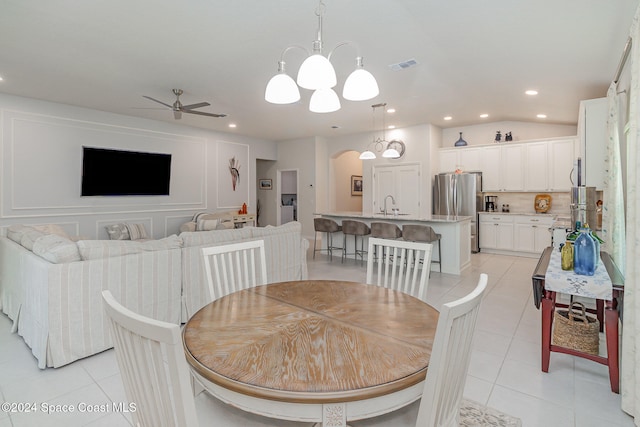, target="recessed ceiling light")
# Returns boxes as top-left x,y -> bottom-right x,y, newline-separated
525,90 -> 538,95
443,116 -> 452,121
537,114 -> 547,119
388,125 -> 395,129
480,113 -> 489,118
228,123 -> 237,128
0,75 -> 4,81
386,108 -> 396,113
